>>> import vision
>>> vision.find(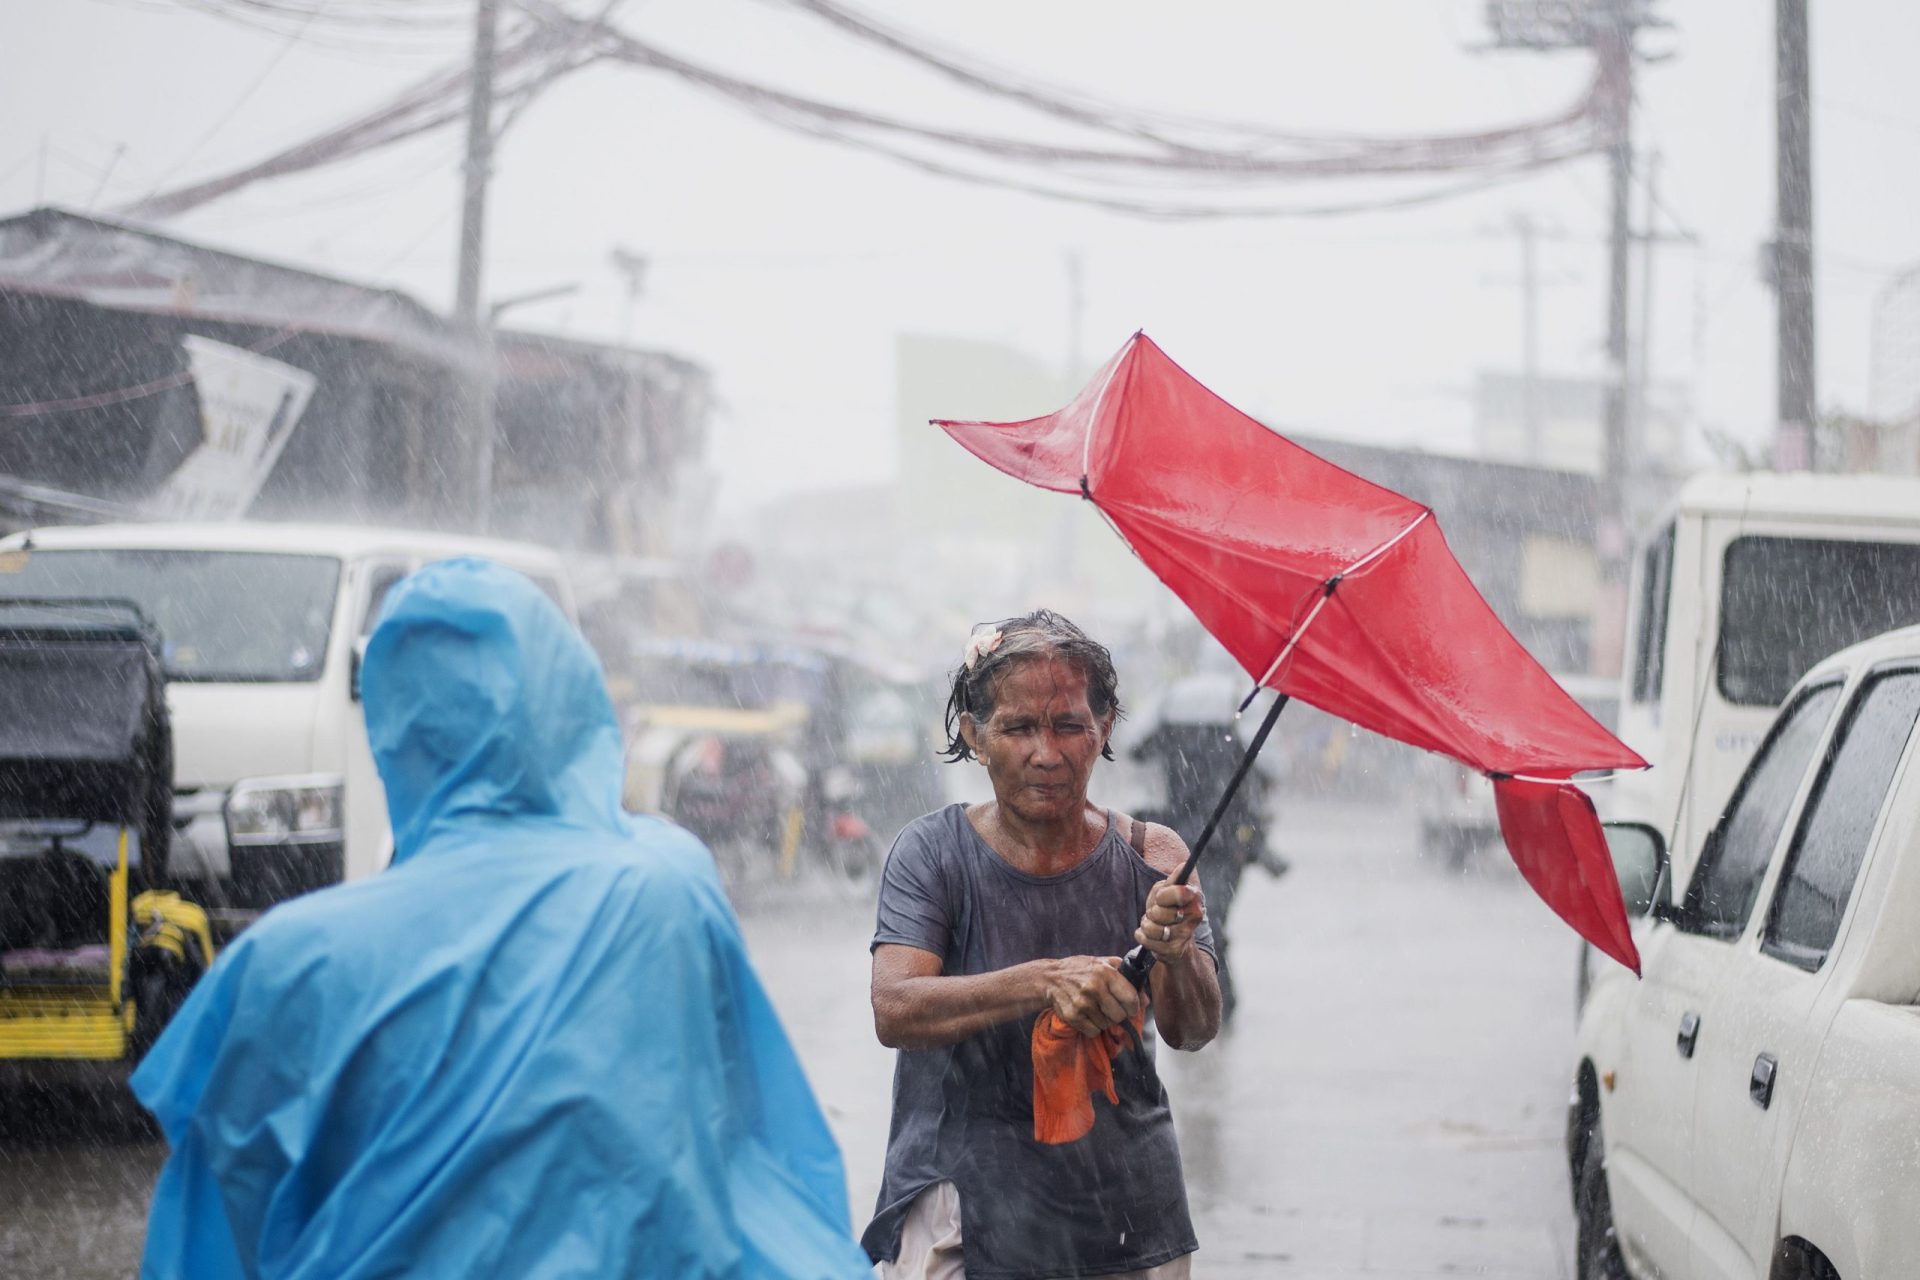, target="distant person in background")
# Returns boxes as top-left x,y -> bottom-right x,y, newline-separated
1131,675 -> 1289,1025
134,558 -> 870,1280
867,609 -> 1219,1279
